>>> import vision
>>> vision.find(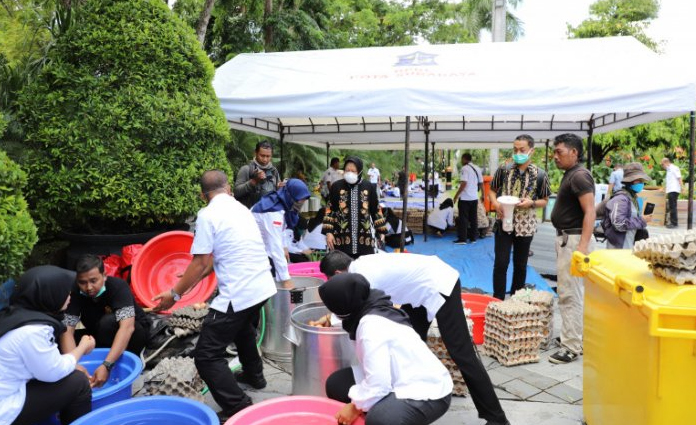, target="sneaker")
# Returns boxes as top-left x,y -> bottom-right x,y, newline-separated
666,224 -> 678,229
485,421 -> 511,425
549,348 -> 579,364
216,398 -> 253,423
453,239 -> 467,245
234,371 -> 267,389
